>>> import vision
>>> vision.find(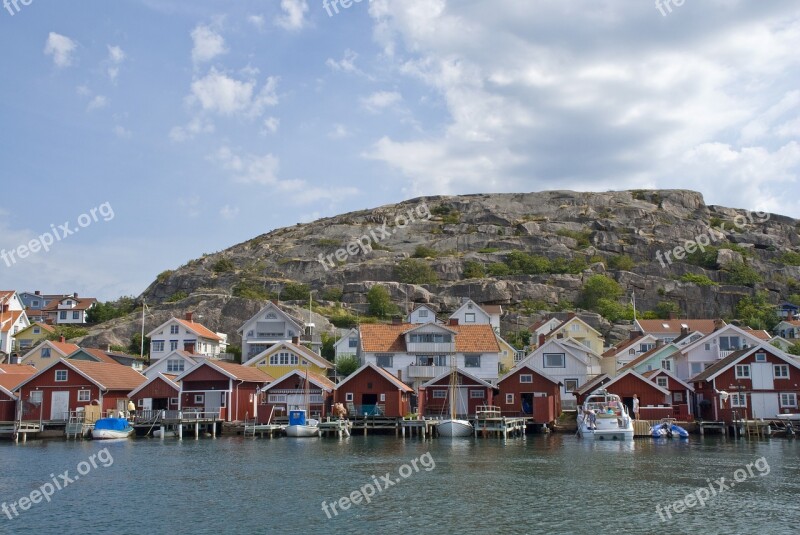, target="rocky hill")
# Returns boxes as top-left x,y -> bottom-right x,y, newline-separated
79,190 -> 800,350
